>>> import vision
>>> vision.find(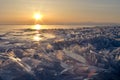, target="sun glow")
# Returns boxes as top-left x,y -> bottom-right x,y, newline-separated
34,13 -> 42,20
